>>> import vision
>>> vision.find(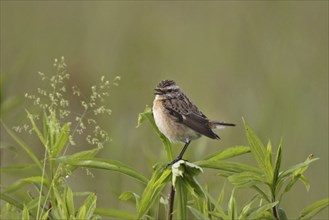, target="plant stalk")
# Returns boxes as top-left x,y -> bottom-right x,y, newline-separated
168,184 -> 176,220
